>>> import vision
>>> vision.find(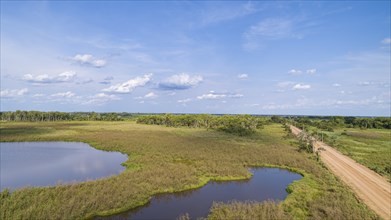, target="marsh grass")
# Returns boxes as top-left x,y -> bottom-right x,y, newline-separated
0,121 -> 378,219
